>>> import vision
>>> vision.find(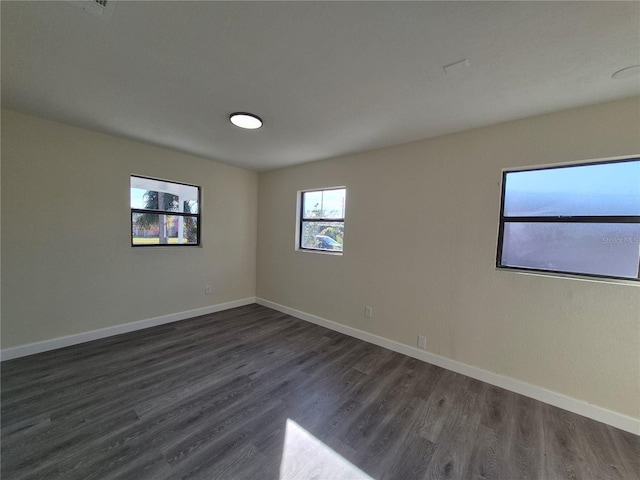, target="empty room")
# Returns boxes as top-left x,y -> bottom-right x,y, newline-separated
1,1 -> 639,479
